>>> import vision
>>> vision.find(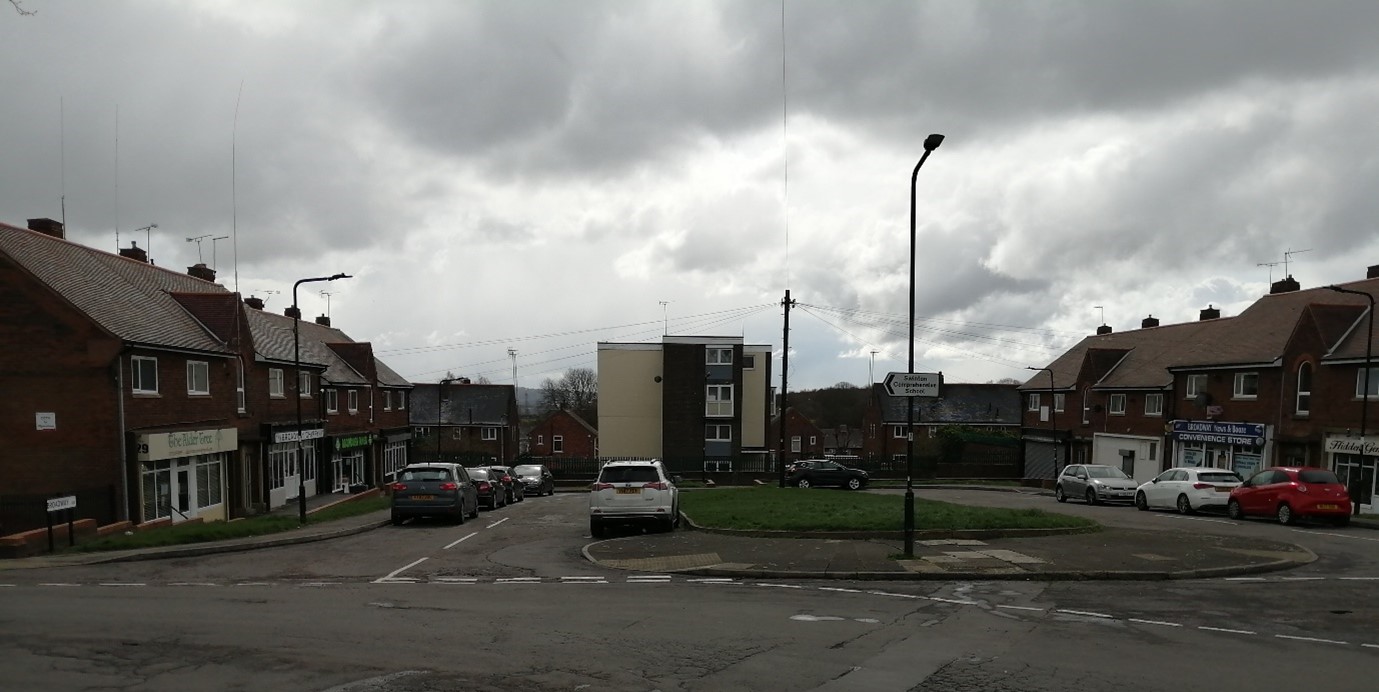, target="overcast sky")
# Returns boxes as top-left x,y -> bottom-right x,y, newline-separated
5,1 -> 1379,393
